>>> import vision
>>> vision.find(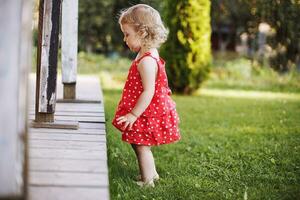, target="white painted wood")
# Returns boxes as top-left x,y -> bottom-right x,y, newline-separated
29,171 -> 108,187
29,140 -> 105,150
79,122 -> 106,129
28,114 -> 105,122
28,75 -> 109,199
29,187 -> 110,200
29,110 -> 105,117
62,0 -> 78,83
29,148 -> 107,160
29,132 -> 106,142
29,158 -> 108,173
0,0 -> 32,197
29,128 -> 106,135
